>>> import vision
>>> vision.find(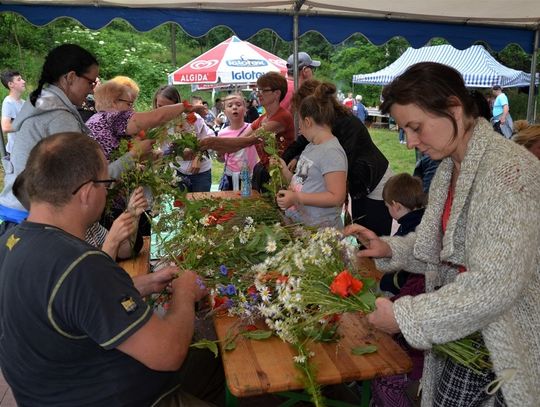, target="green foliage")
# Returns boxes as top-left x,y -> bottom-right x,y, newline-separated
1,12 -> 538,120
